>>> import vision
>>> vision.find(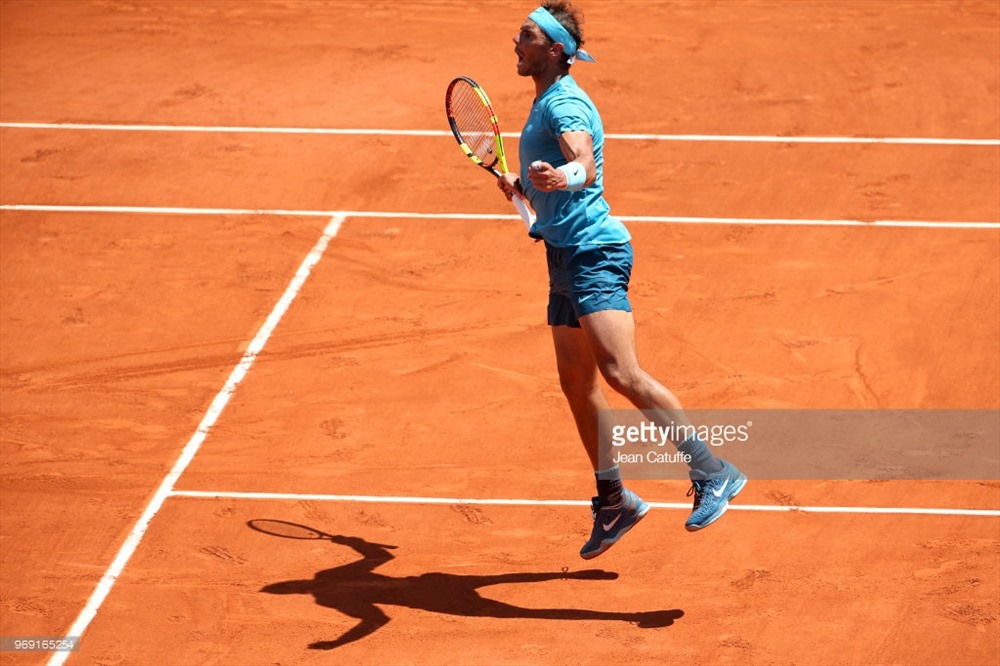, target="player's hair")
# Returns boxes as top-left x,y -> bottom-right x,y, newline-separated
541,0 -> 585,68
